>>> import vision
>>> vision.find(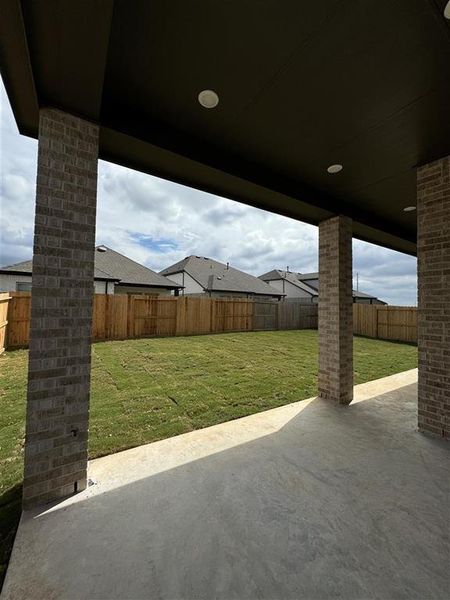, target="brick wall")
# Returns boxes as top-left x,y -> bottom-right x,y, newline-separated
318,216 -> 353,404
417,156 -> 450,439
23,109 -> 99,508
